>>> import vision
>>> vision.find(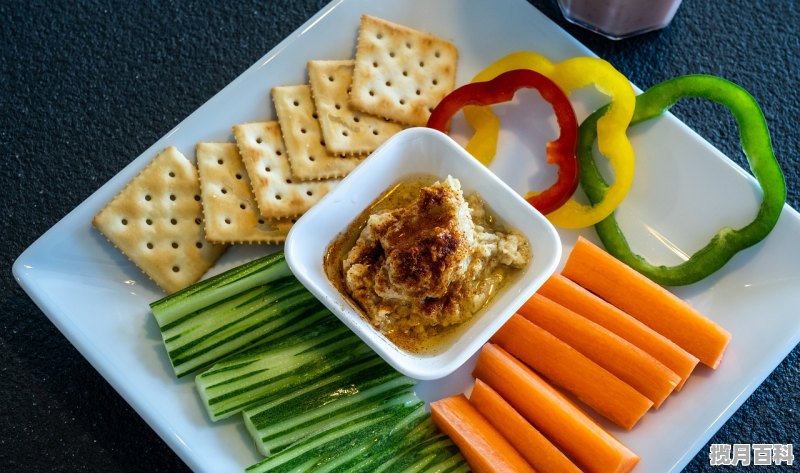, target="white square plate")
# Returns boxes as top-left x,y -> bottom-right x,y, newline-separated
12,0 -> 800,472
285,128 -> 561,380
